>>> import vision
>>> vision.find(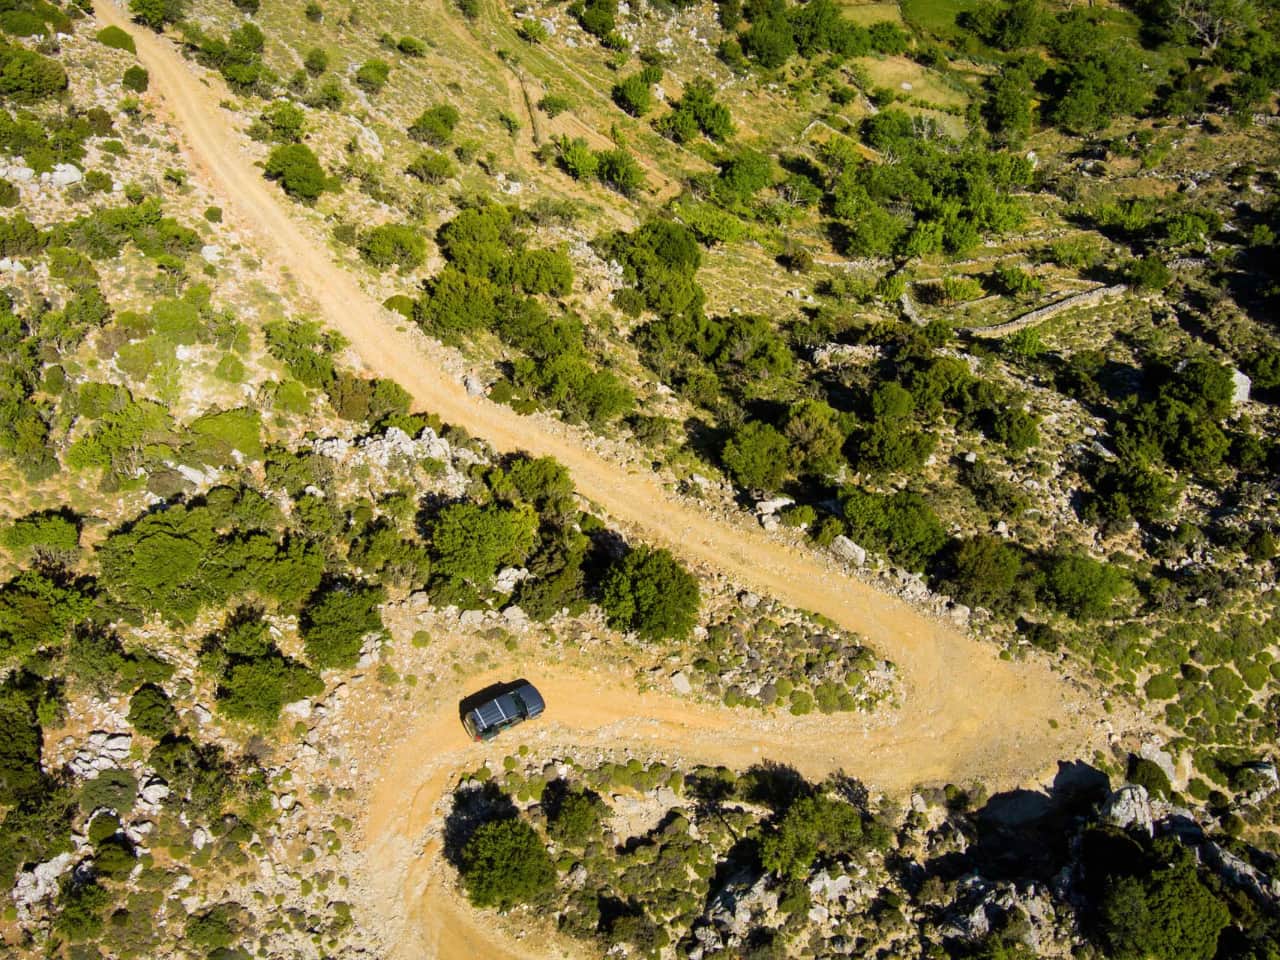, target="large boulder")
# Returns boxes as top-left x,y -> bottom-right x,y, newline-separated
830,536 -> 866,567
